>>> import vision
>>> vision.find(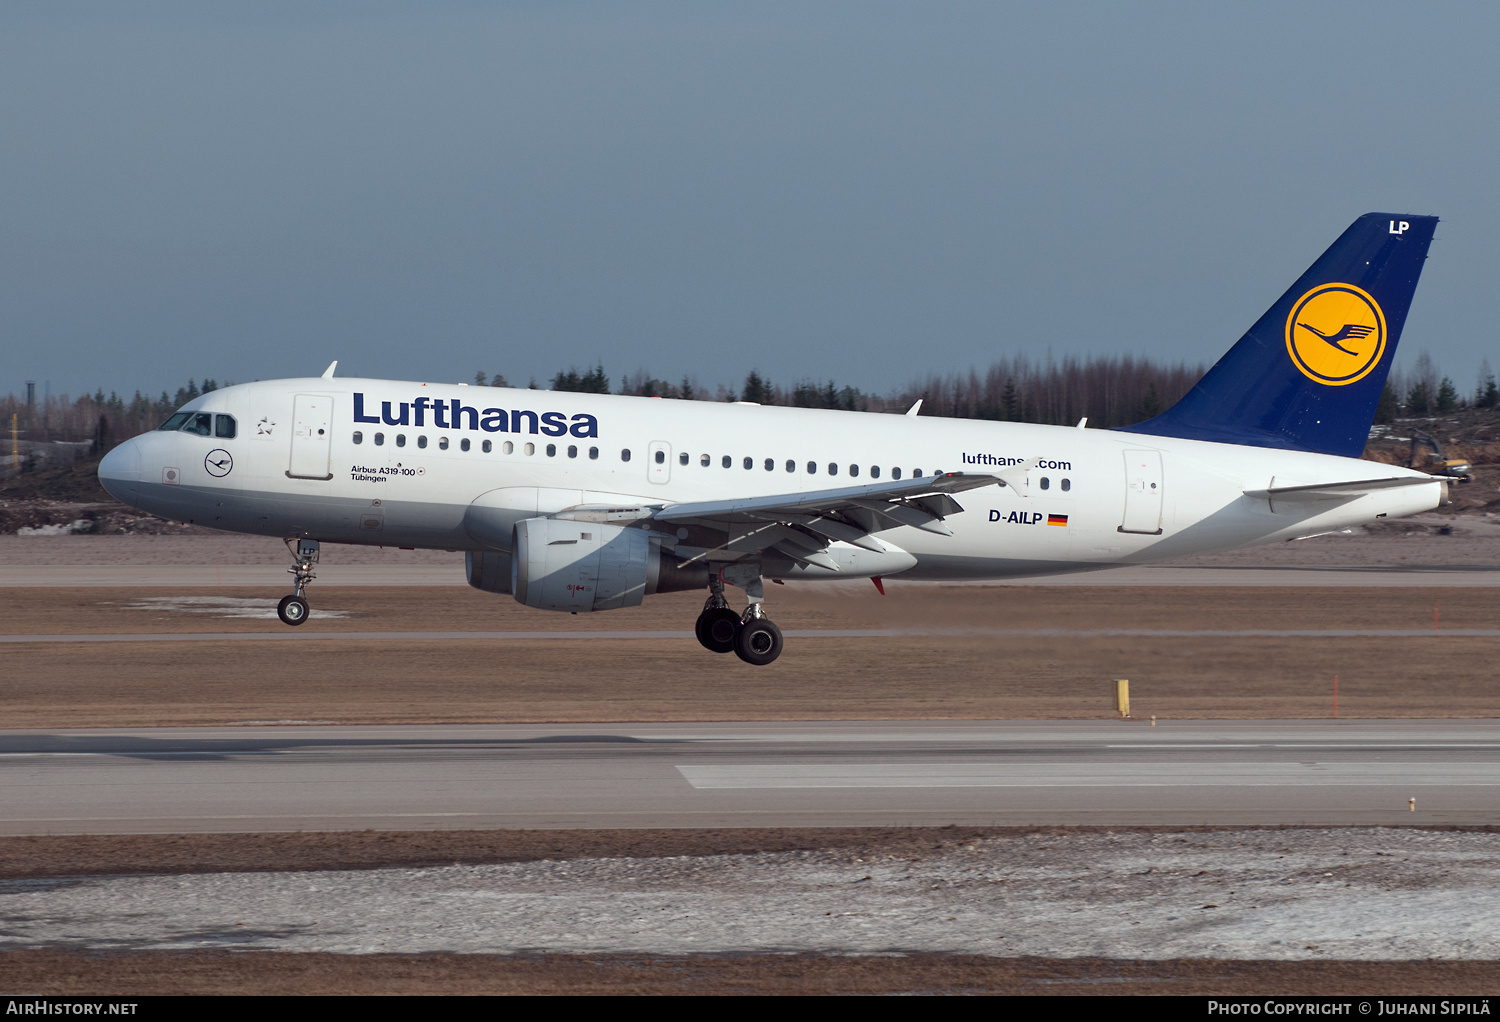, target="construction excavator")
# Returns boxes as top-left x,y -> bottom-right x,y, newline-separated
1408,428 -> 1473,482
